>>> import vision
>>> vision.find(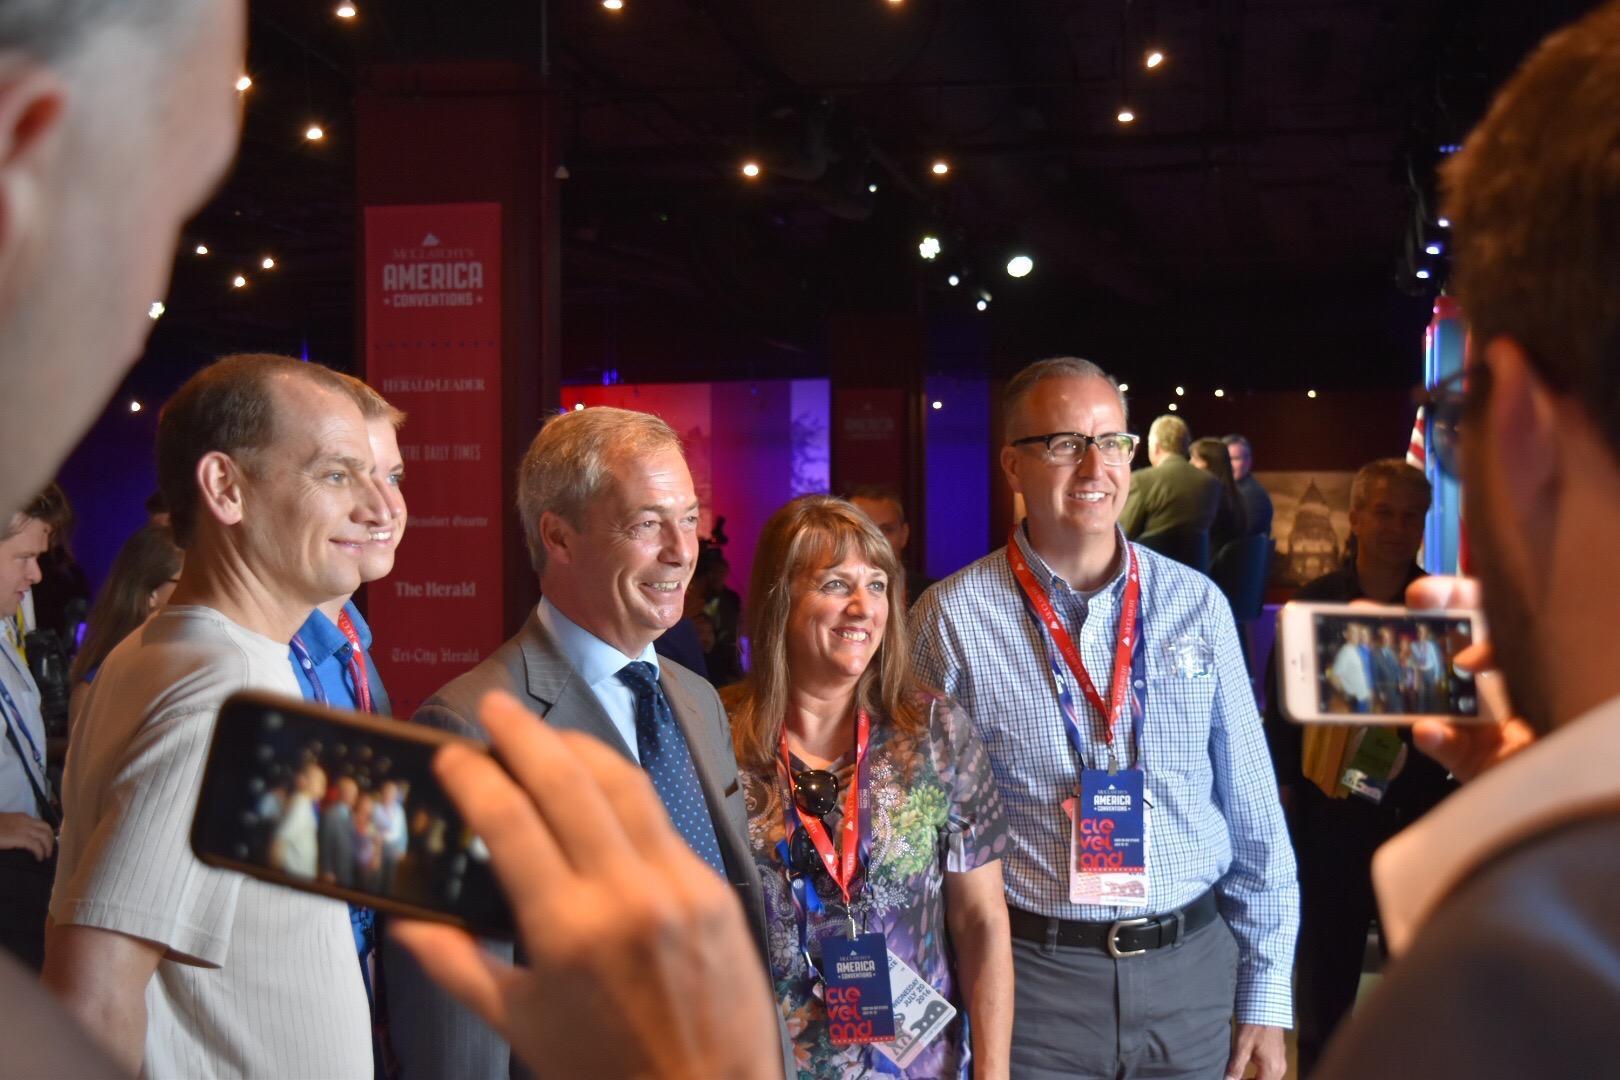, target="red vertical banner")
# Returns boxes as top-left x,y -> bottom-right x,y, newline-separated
832,388 -> 907,493
363,203 -> 504,717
